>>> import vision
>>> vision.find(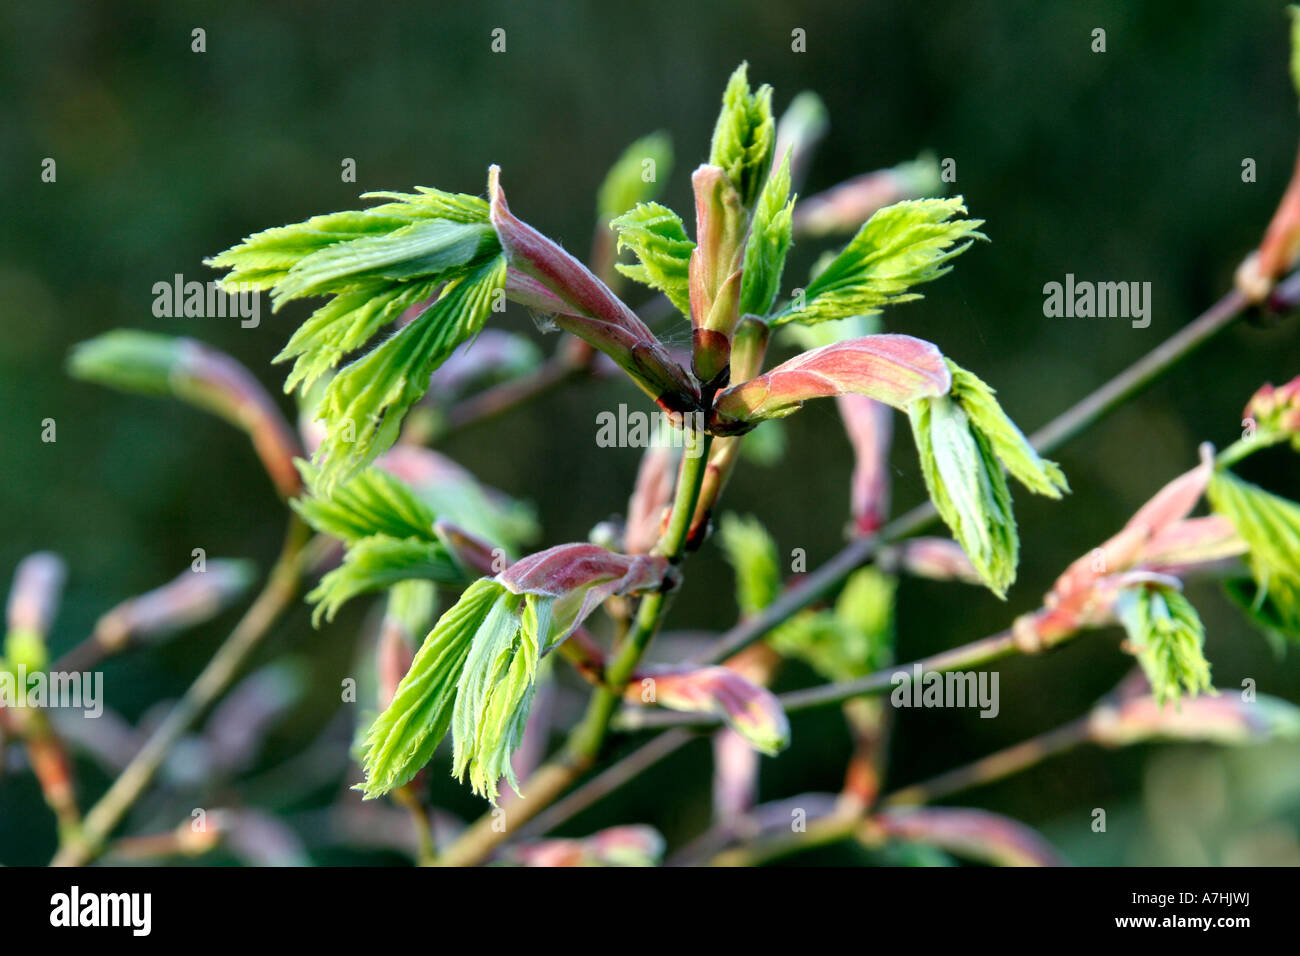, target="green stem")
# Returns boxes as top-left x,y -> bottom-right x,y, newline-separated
1216,430 -> 1288,468
51,514 -> 310,866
